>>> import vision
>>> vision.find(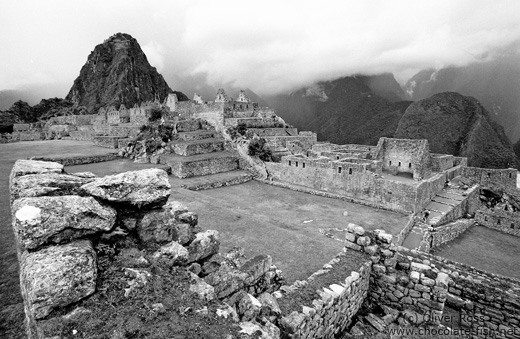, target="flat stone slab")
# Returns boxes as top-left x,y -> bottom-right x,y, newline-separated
436,192 -> 465,201
20,240 -> 97,319
80,168 -> 171,208
10,159 -> 64,183
425,201 -> 452,213
431,196 -> 459,206
12,195 -> 116,250
10,173 -> 94,201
